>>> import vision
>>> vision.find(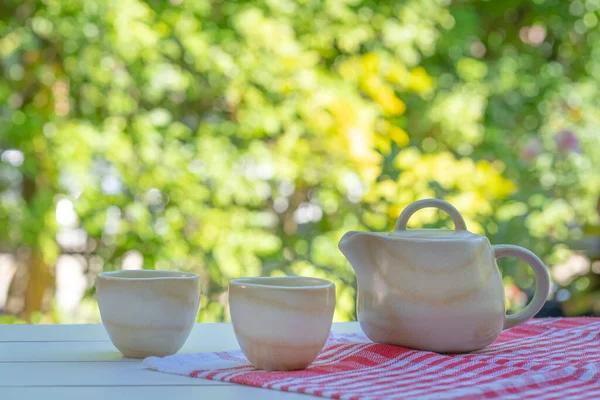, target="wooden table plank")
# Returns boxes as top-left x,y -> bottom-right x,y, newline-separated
0,322 -> 360,342
0,322 -> 218,342
0,385 -> 311,400
0,323 -> 360,362
0,321 -> 362,399
0,361 -> 227,387
0,335 -> 239,362
0,323 -> 110,342
0,342 -> 132,362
